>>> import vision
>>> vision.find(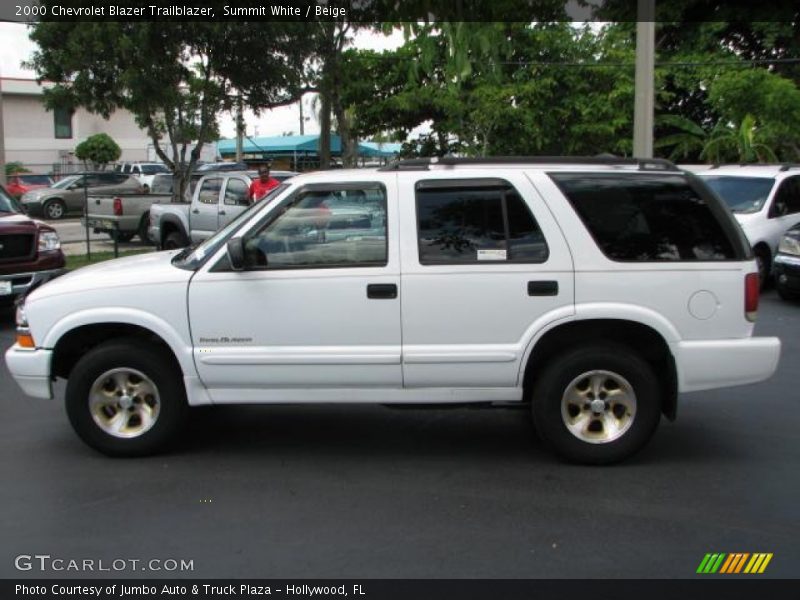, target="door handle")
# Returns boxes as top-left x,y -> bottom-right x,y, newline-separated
191,209 -> 200,214
528,281 -> 559,296
219,210 -> 226,216
367,283 -> 397,299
